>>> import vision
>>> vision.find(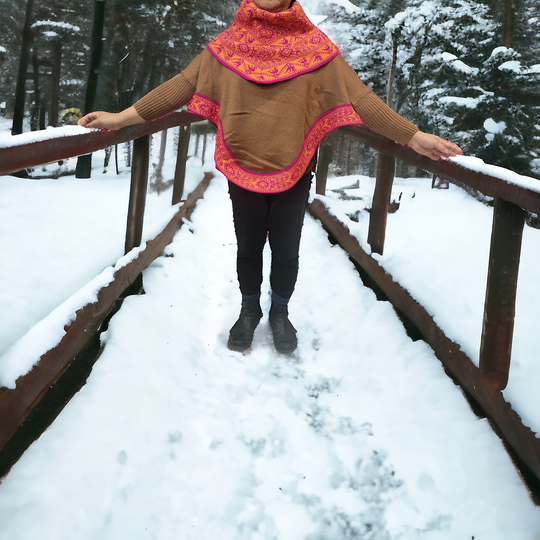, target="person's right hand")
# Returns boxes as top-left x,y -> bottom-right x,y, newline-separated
78,106 -> 144,130
78,111 -> 121,130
